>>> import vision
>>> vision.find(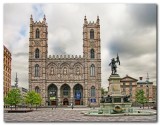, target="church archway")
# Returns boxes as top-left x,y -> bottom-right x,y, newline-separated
48,84 -> 58,106
73,84 -> 83,105
60,84 -> 70,106
60,84 -> 71,97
